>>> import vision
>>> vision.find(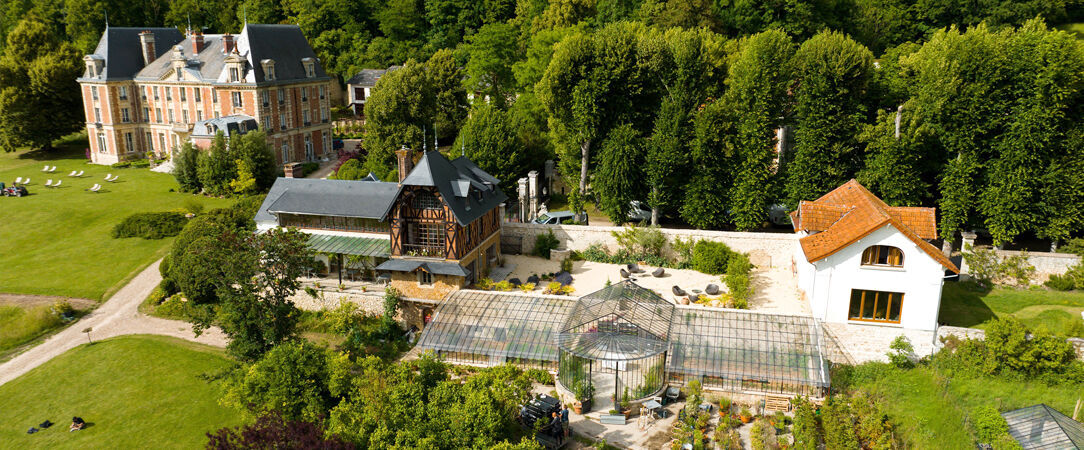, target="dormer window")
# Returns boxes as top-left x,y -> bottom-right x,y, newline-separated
861,245 -> 904,268
302,57 -> 315,78
230,68 -> 240,82
261,59 -> 276,81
